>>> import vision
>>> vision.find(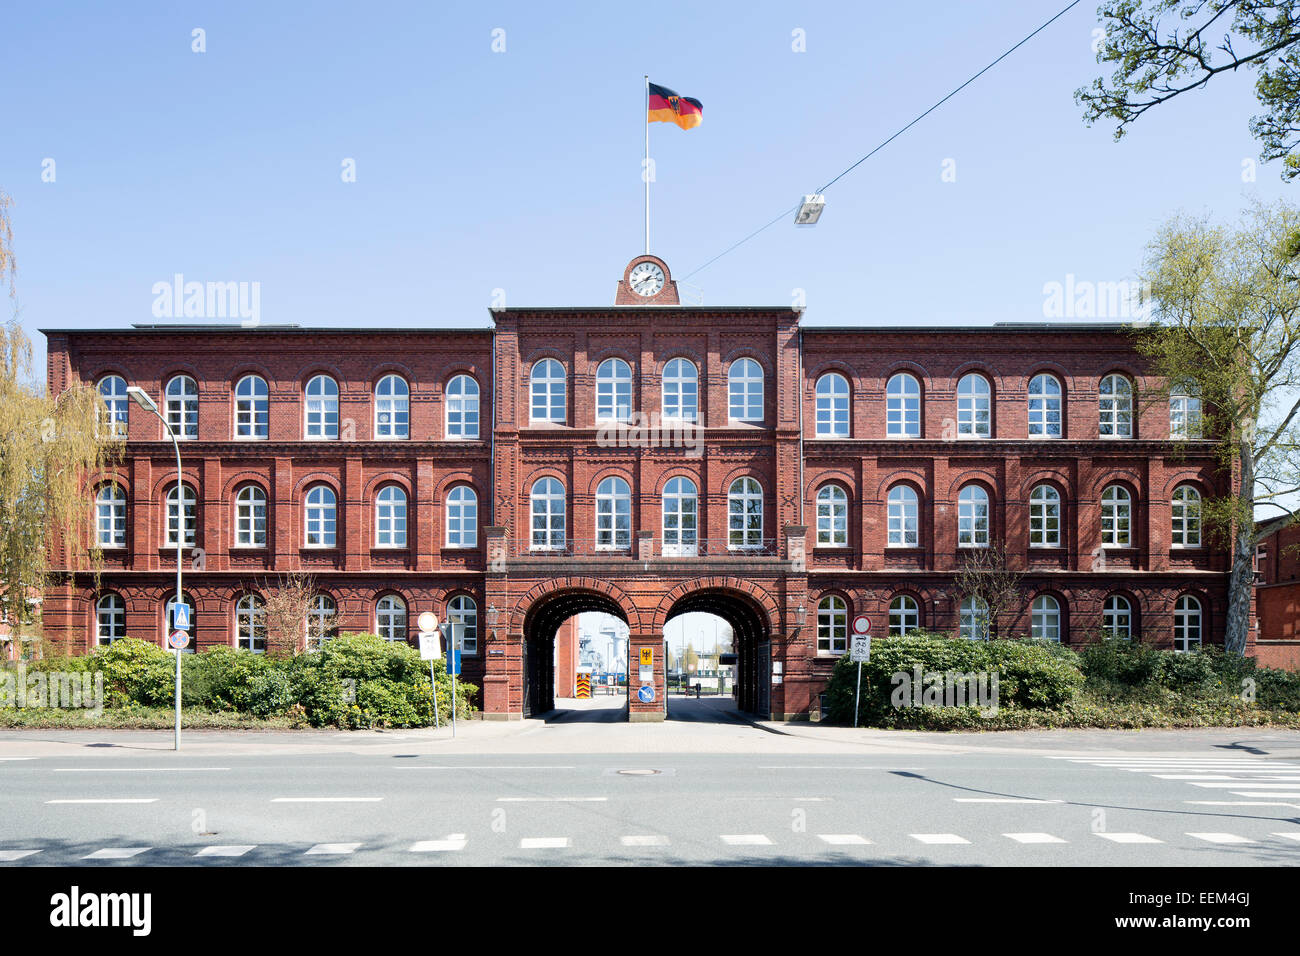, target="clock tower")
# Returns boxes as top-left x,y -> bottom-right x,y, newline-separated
615,254 -> 679,305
